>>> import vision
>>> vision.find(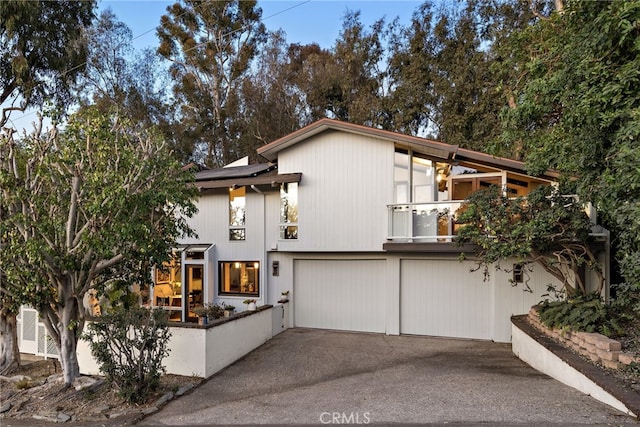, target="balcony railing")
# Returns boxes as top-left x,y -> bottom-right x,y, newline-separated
387,201 -> 463,242
387,197 -> 600,243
